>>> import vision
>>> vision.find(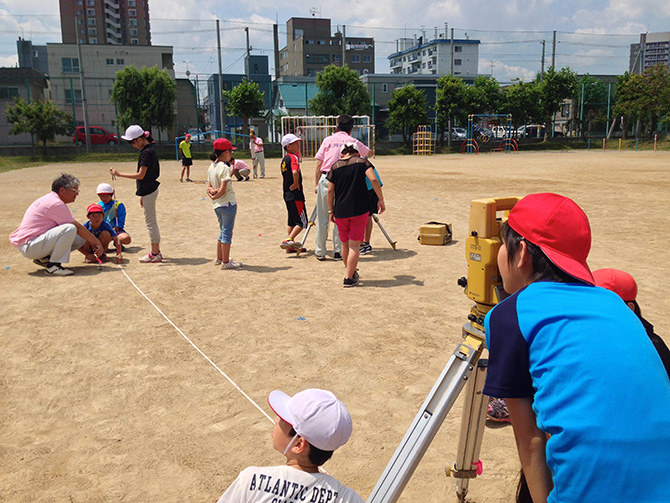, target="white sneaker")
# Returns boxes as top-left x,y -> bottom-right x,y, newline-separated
214,259 -> 222,265
221,260 -> 242,269
140,252 -> 163,263
45,263 -> 74,276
